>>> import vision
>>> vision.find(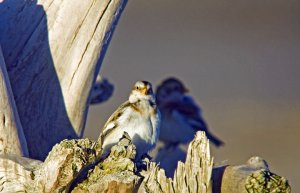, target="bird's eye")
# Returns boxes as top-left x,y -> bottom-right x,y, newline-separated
136,86 -> 139,89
